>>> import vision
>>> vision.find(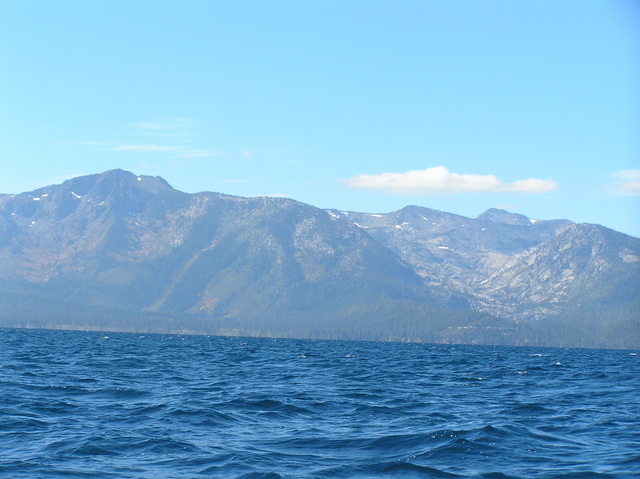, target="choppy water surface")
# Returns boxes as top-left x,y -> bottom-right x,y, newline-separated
0,329 -> 638,478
